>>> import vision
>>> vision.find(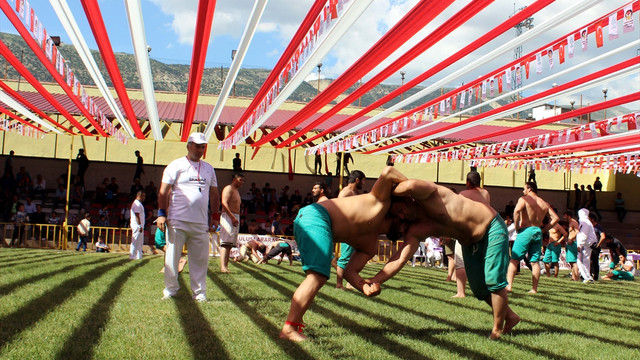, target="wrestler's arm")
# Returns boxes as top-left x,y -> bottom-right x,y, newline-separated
368,232 -> 421,285
343,251 -> 380,296
543,205 -> 560,233
512,197 -> 525,230
209,185 -> 220,229
555,224 -> 568,244
156,182 -> 172,231
370,166 -> 408,201
392,179 -> 437,201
